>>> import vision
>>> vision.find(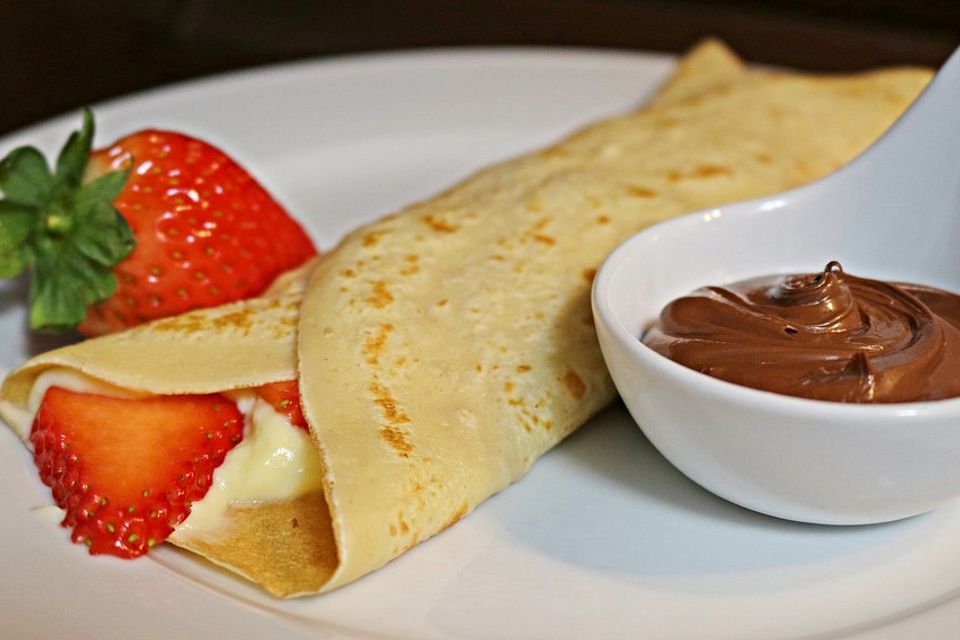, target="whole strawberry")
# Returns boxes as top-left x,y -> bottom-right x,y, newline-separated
0,110 -> 316,335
